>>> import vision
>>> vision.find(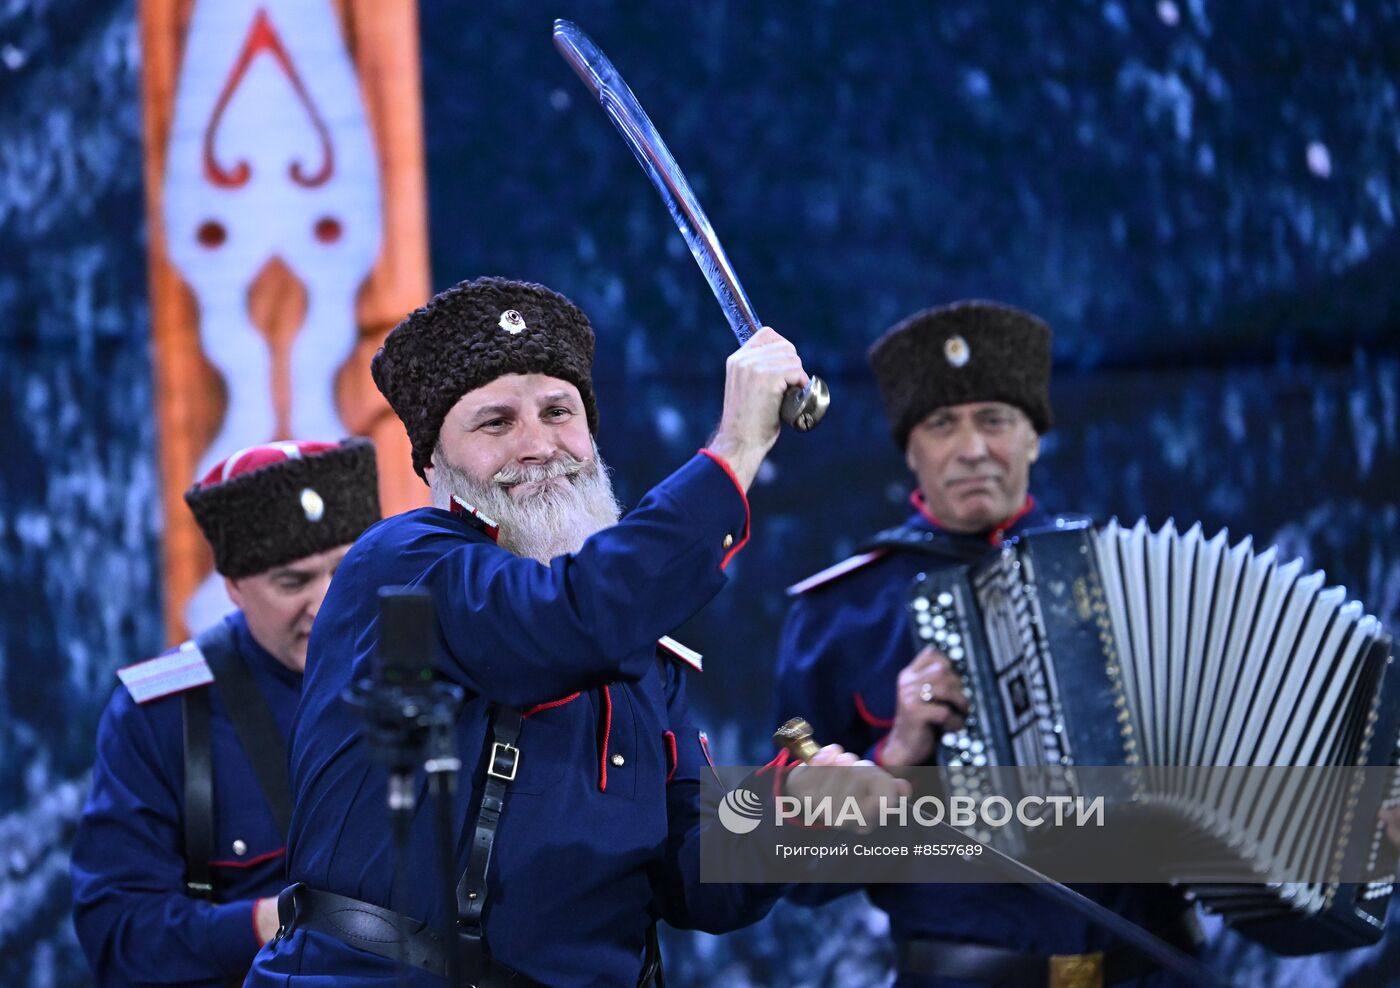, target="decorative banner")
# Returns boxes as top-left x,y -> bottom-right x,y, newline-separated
140,0 -> 430,639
